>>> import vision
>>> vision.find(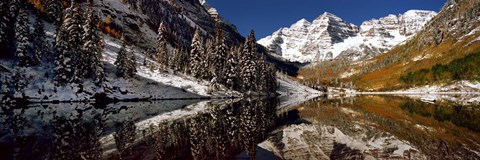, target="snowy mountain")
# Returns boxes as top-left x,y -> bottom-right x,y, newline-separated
258,10 -> 436,63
